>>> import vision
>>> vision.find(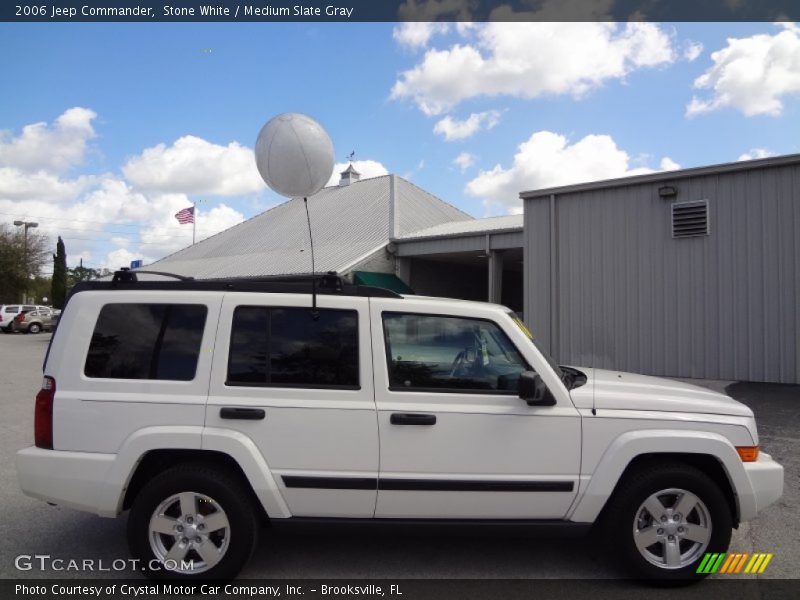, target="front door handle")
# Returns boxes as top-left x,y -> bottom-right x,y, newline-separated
220,407 -> 265,420
390,413 -> 436,426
